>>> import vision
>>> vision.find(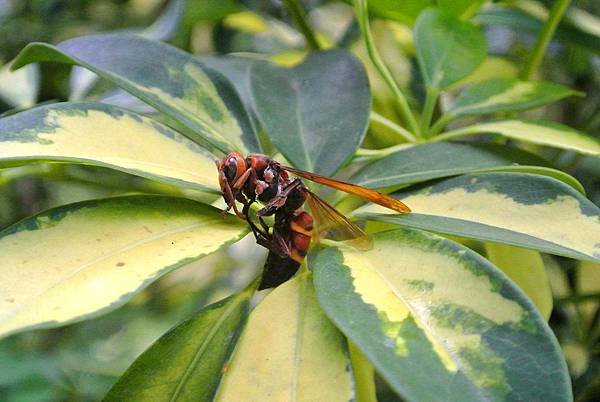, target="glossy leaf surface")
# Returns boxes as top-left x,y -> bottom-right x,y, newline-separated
251,50 -> 370,175
105,292 -> 251,402
449,79 -> 580,117
314,229 -> 571,401
415,8 -> 487,90
350,142 -> 583,192
437,120 -> 600,156
12,34 -> 258,153
485,244 -> 553,321
216,272 -> 354,402
0,102 -> 219,192
357,173 -> 600,263
0,196 -> 247,338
